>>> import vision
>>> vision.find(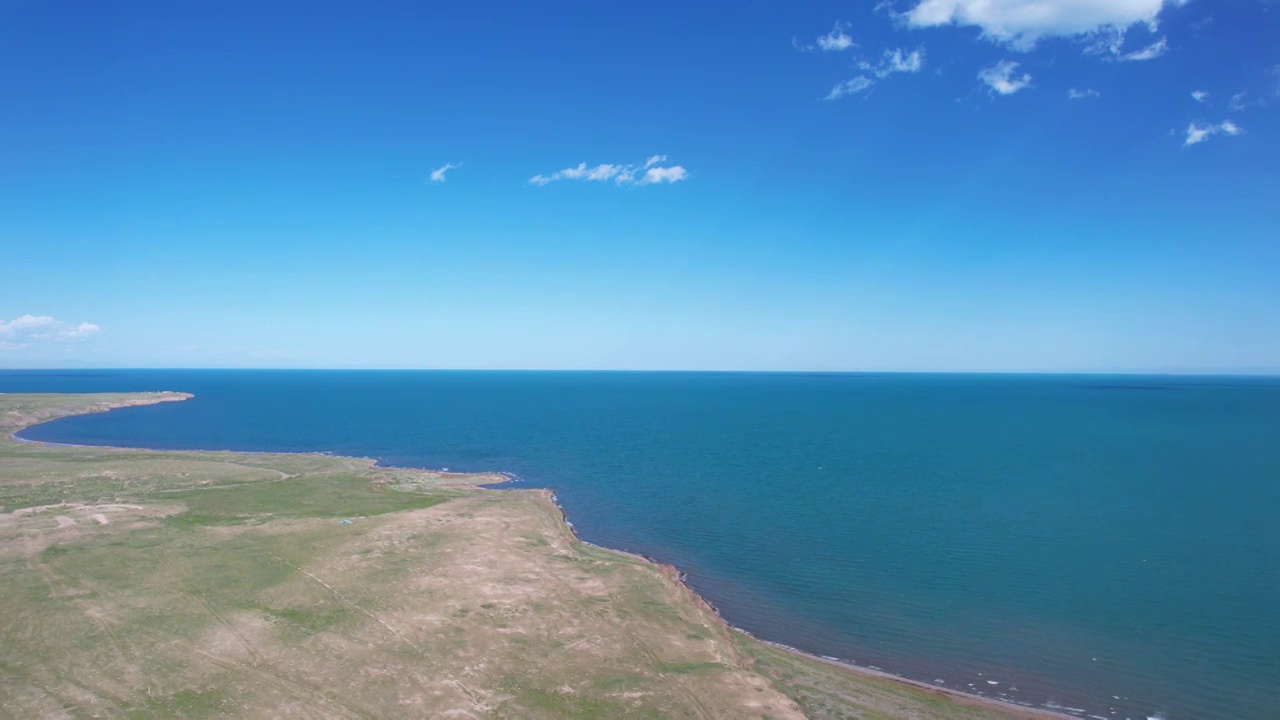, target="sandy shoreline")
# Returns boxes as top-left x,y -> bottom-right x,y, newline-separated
8,392 -> 1072,719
